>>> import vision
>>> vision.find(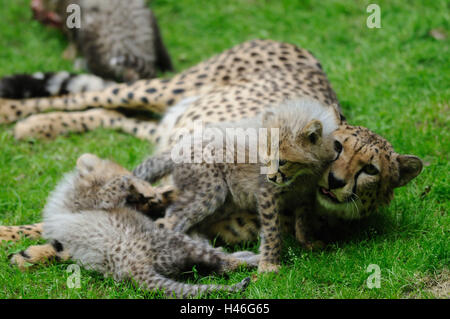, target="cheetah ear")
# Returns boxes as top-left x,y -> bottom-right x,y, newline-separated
301,119 -> 323,144
394,155 -> 423,187
157,185 -> 177,205
76,153 -> 101,175
128,178 -> 156,198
